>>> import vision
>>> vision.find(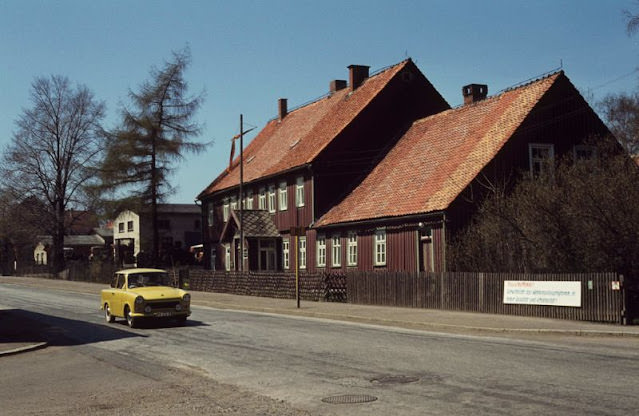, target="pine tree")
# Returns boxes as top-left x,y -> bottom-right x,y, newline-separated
100,48 -> 205,266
